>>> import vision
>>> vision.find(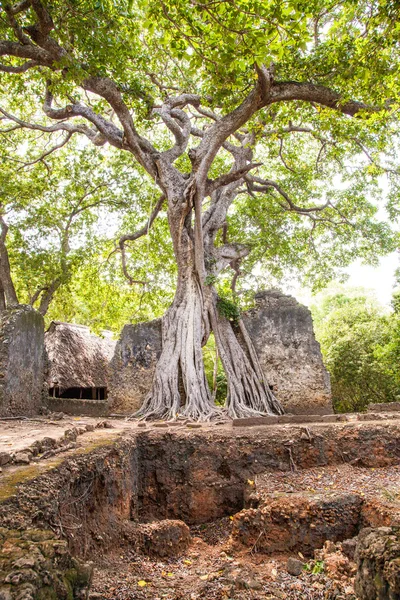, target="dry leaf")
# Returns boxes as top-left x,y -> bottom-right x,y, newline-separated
137,580 -> 147,587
